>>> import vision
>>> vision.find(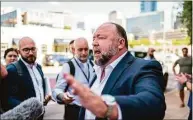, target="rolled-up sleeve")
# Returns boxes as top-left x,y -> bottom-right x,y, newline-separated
52,63 -> 70,102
